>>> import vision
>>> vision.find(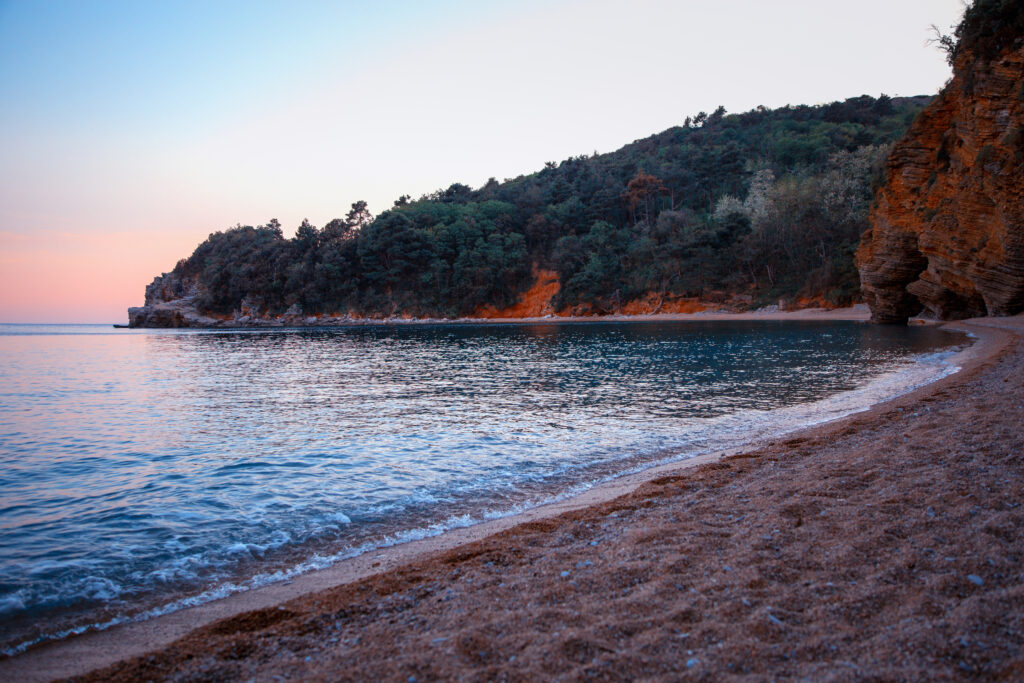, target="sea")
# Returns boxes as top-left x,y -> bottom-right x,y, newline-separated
0,320 -> 966,655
